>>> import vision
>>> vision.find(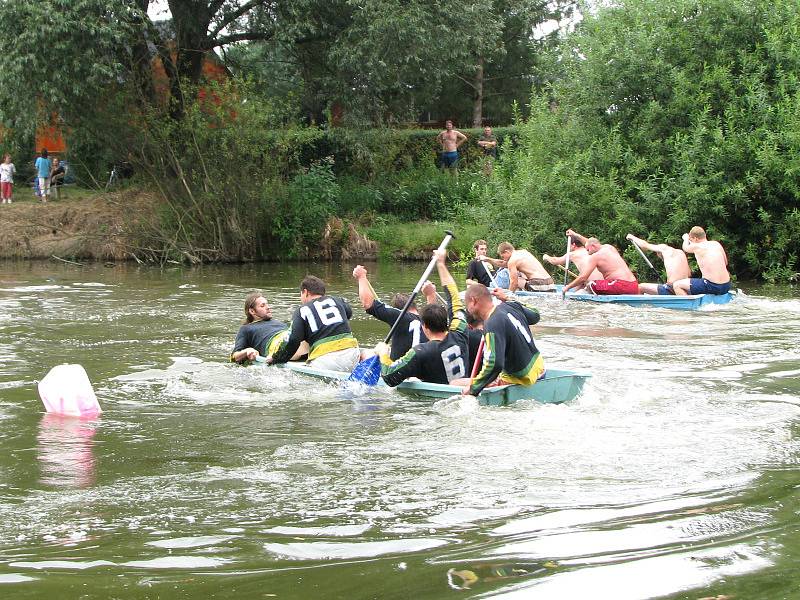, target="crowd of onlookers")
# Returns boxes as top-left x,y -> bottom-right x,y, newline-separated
0,148 -> 67,204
